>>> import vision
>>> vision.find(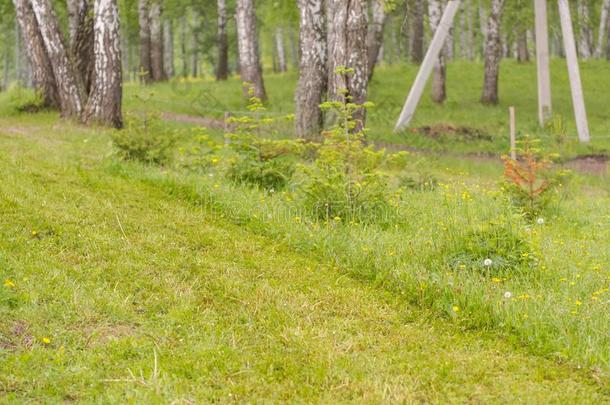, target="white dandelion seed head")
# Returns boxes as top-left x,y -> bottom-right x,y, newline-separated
483,258 -> 493,267
504,291 -> 512,299
537,218 -> 545,225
